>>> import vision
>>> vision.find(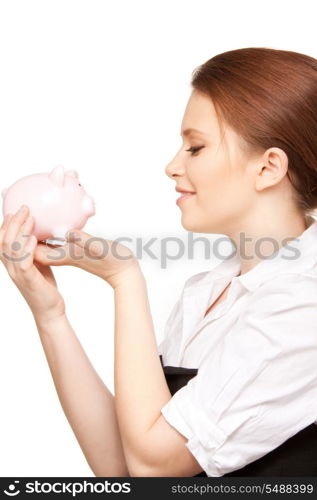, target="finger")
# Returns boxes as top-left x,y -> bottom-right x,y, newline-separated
66,229 -> 108,256
9,215 -> 35,269
0,213 -> 14,232
1,215 -> 35,270
1,213 -> 12,230
33,241 -> 78,266
19,233 -> 38,272
0,214 -> 14,245
2,205 -> 30,253
65,229 -> 92,247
